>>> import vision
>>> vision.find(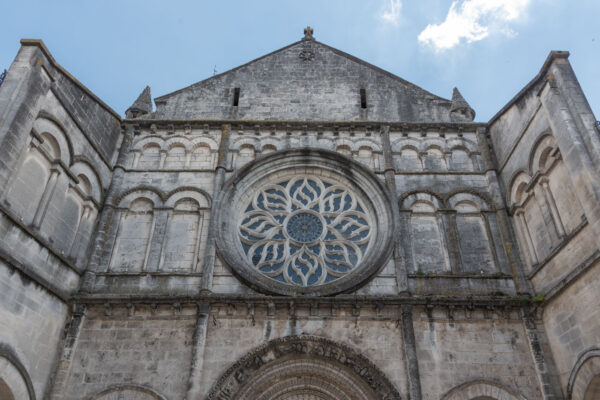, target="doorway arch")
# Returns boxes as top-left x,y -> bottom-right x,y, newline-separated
207,335 -> 401,400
